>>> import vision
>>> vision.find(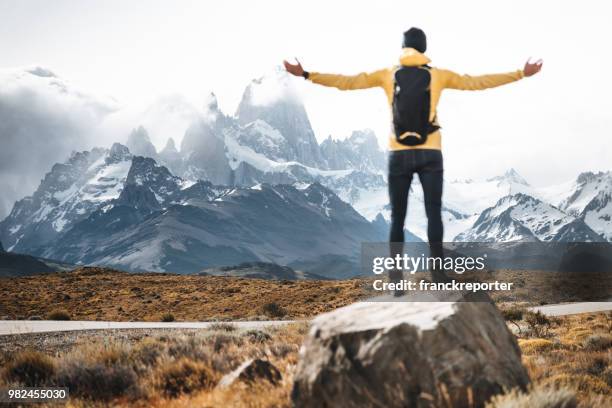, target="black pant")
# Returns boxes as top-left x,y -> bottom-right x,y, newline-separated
388,149 -> 444,255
